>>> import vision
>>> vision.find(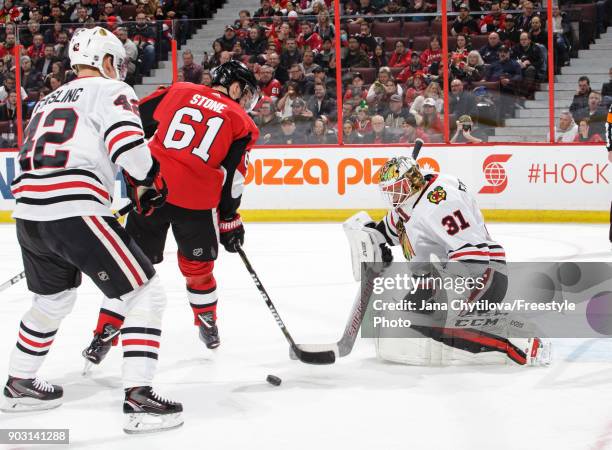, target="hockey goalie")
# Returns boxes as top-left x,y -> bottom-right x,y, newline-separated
345,156 -> 551,367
